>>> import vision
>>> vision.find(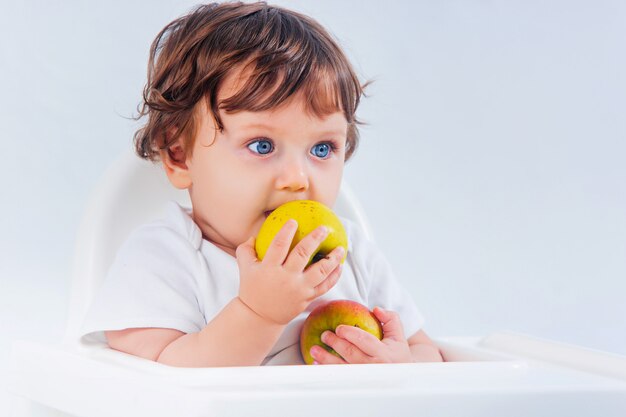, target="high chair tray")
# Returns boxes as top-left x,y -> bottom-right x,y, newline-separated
8,332 -> 626,417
